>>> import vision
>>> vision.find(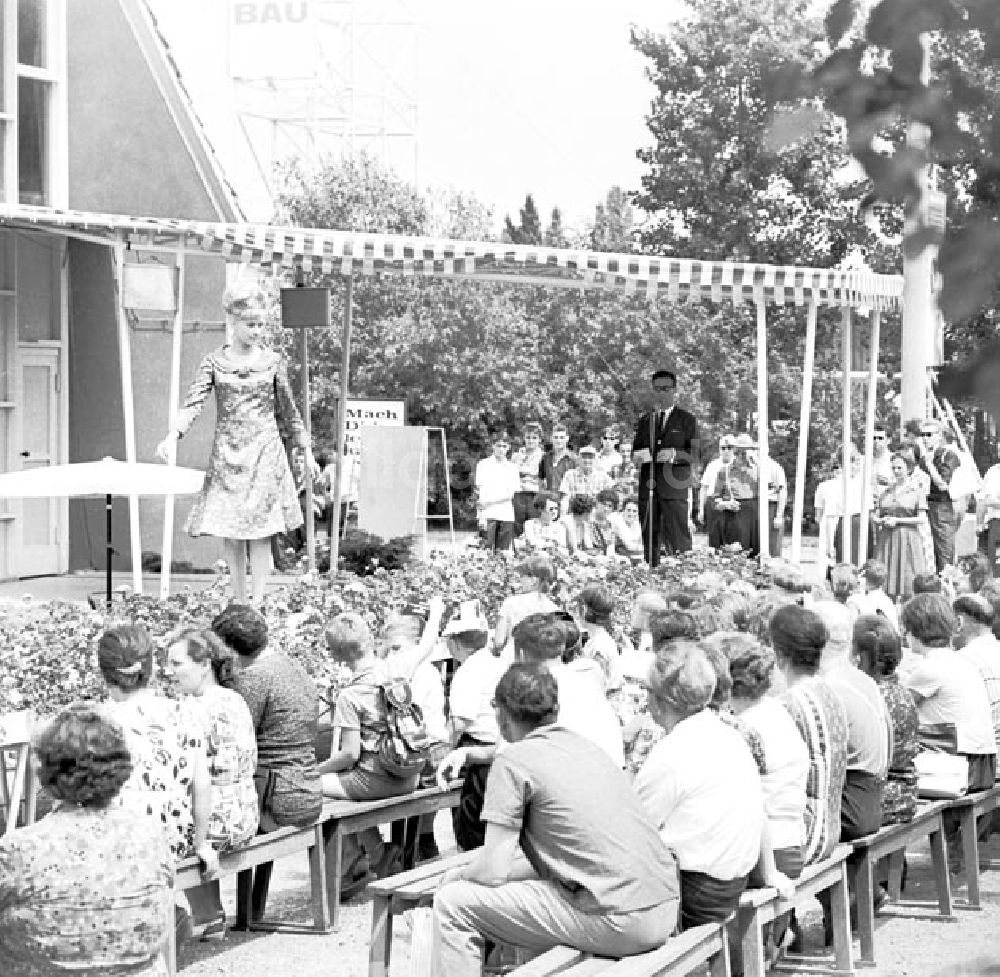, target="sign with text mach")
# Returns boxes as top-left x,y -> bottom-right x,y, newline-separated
345,399 -> 406,456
